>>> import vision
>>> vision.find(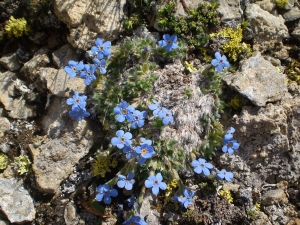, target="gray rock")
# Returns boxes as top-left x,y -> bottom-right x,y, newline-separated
0,71 -> 36,119
52,44 -> 78,68
64,202 -> 79,225
54,0 -> 127,50
0,117 -> 10,138
139,191 -> 160,225
264,205 -> 289,224
291,21 -> 300,41
28,96 -> 101,193
0,220 -> 9,225
245,4 -> 289,52
0,143 -> 10,153
0,52 -> 22,72
256,0 -> 276,12
0,178 -> 35,223
223,52 -> 287,106
261,189 -> 289,206
282,7 -> 300,21
217,0 -> 242,24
